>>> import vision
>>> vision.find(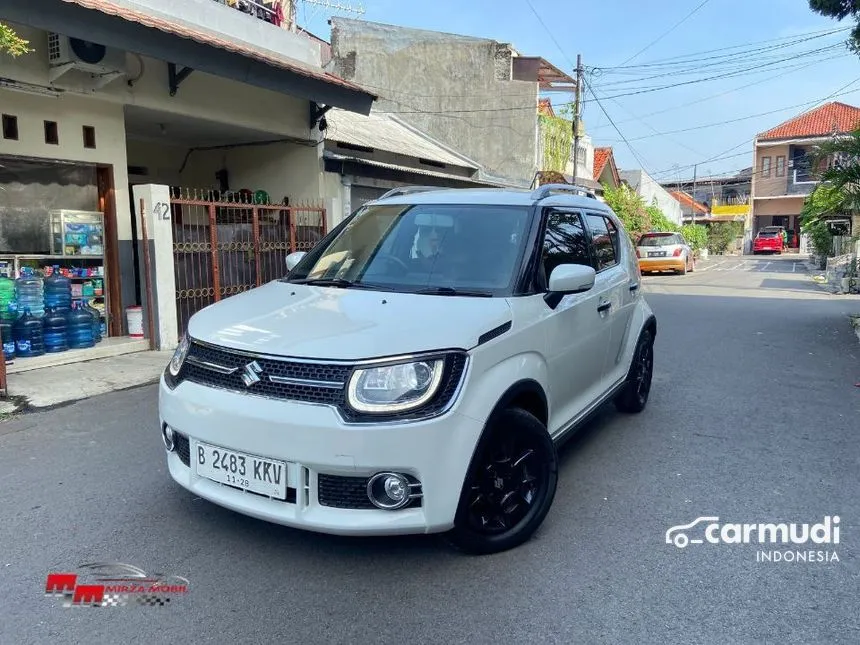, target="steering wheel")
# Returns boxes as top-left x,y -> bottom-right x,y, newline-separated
376,254 -> 410,273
